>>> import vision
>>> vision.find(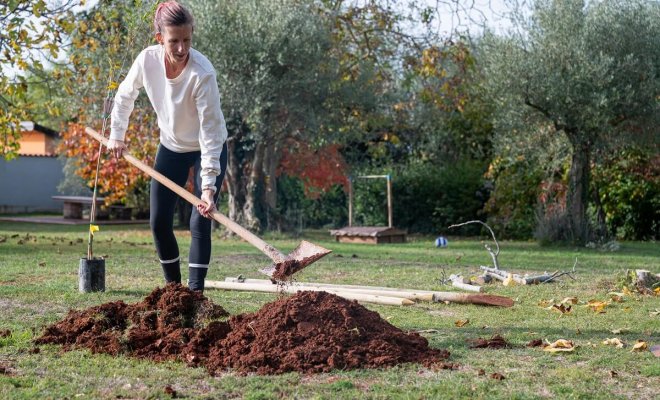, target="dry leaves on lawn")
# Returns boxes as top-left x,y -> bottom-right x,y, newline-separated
602,338 -> 625,348
631,340 -> 648,352
454,319 -> 469,327
543,339 -> 576,353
